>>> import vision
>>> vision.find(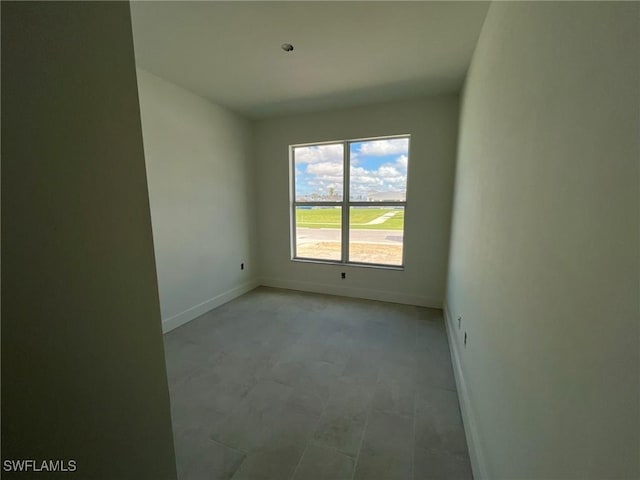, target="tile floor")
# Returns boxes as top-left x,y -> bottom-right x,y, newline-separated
164,287 -> 473,480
